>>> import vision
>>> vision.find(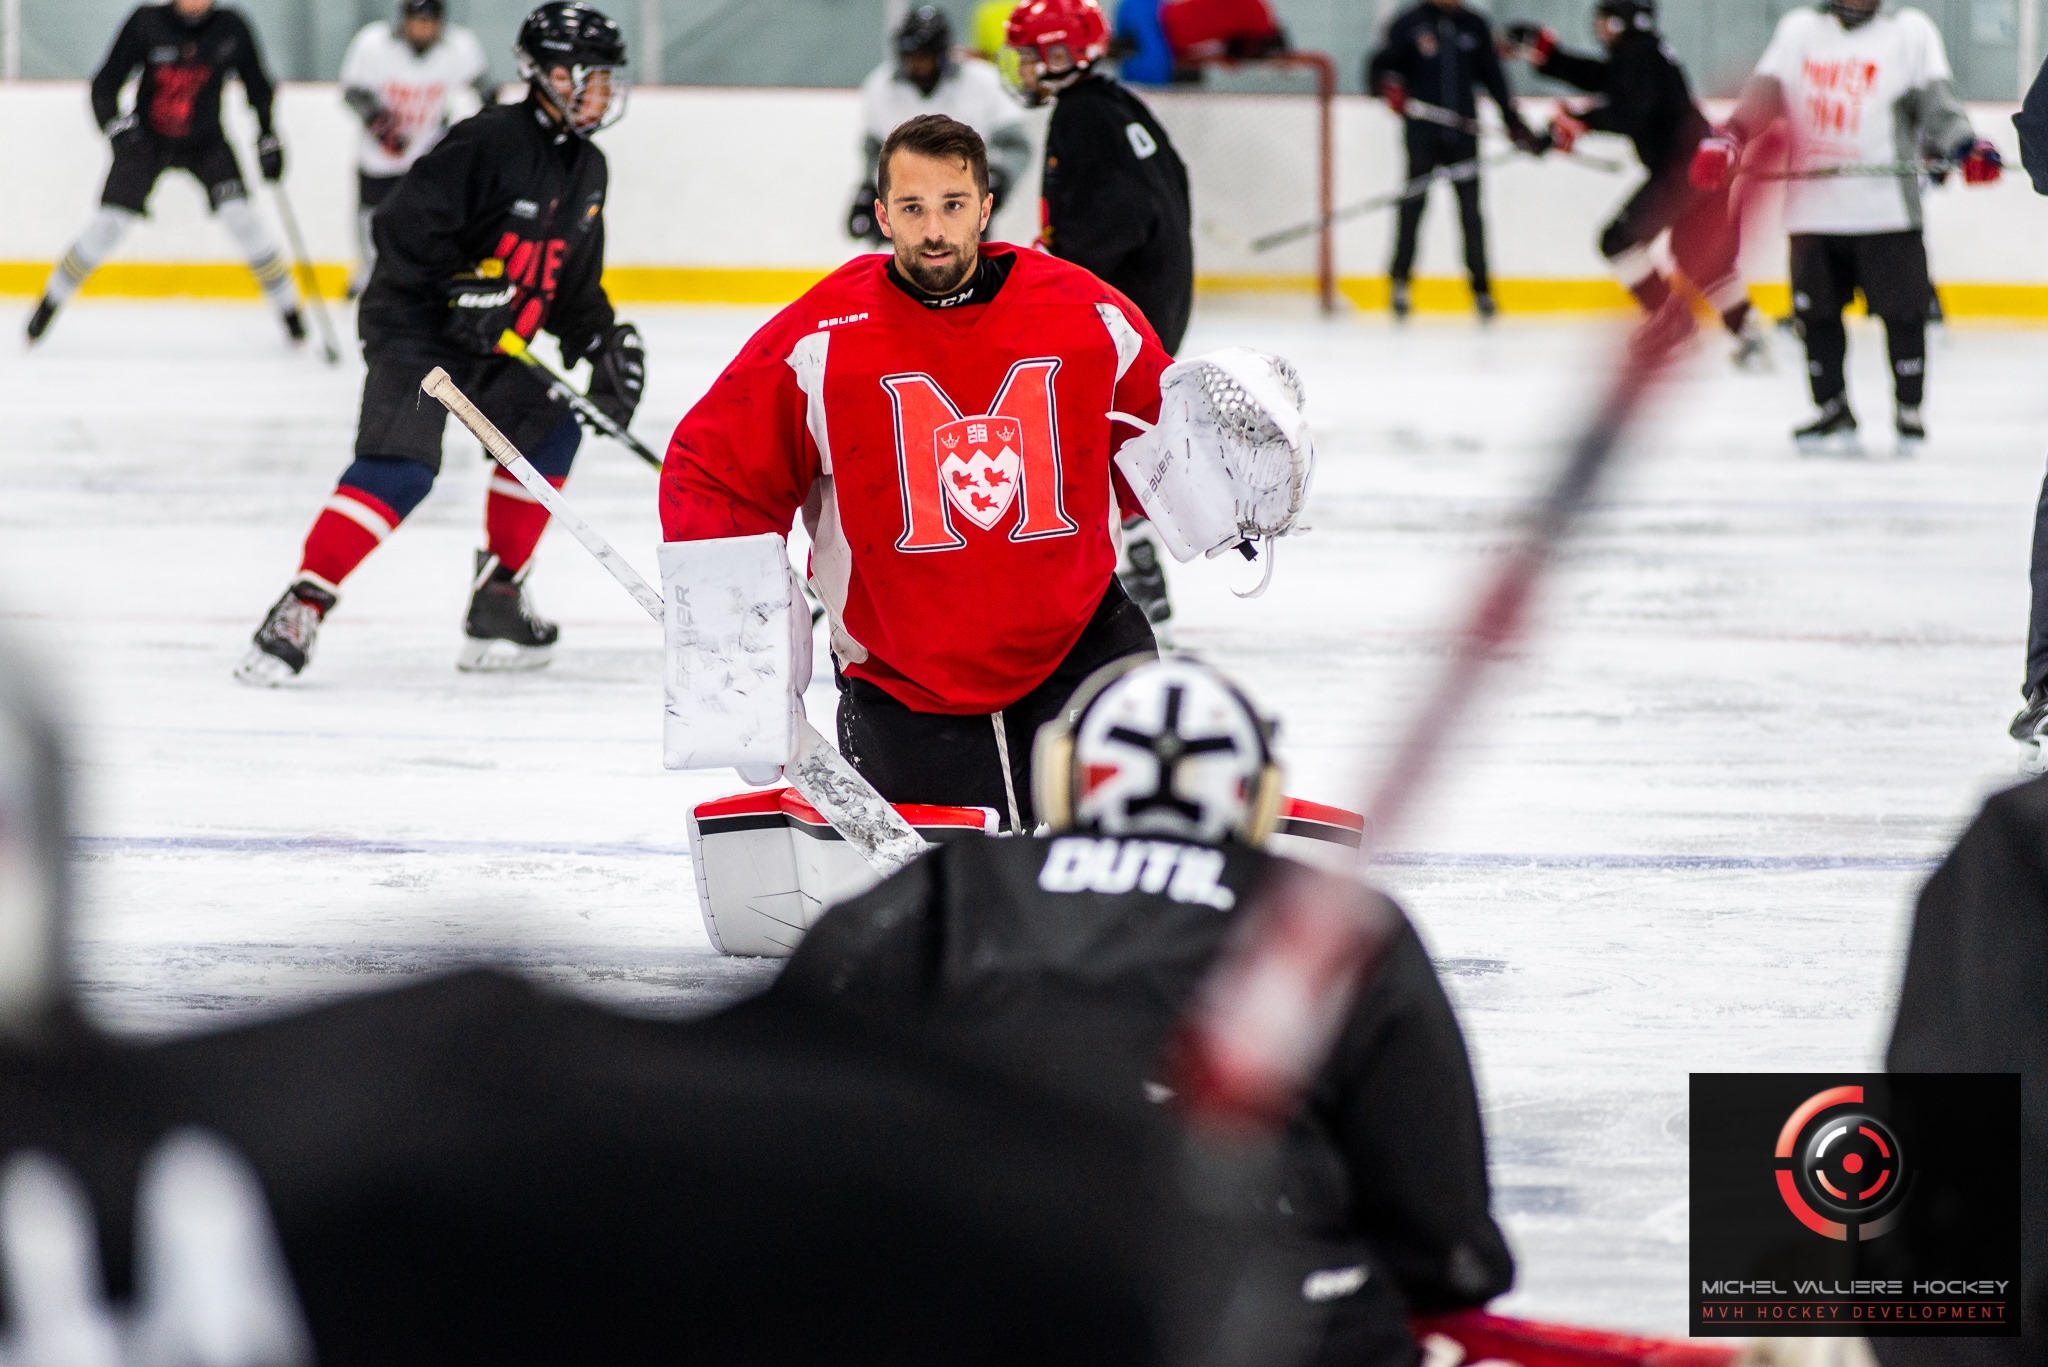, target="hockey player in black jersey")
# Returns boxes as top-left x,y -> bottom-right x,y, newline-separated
1367,0 -> 1544,320
775,656 -> 1516,1365
1002,0 -> 1191,641
25,0 -> 303,347
237,2 -> 646,686
1505,0 -> 1768,368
